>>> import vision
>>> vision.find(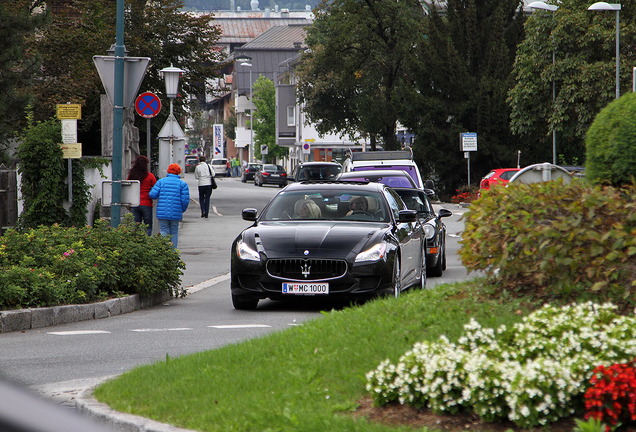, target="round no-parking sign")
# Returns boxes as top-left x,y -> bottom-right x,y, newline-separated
135,92 -> 161,118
